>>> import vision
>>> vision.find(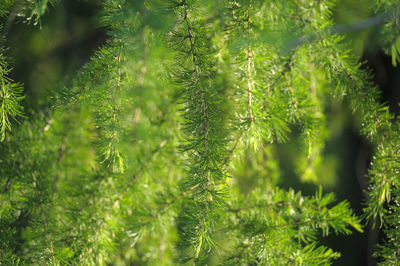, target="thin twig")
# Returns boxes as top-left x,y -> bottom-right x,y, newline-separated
2,0 -> 22,36
285,12 -> 397,52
